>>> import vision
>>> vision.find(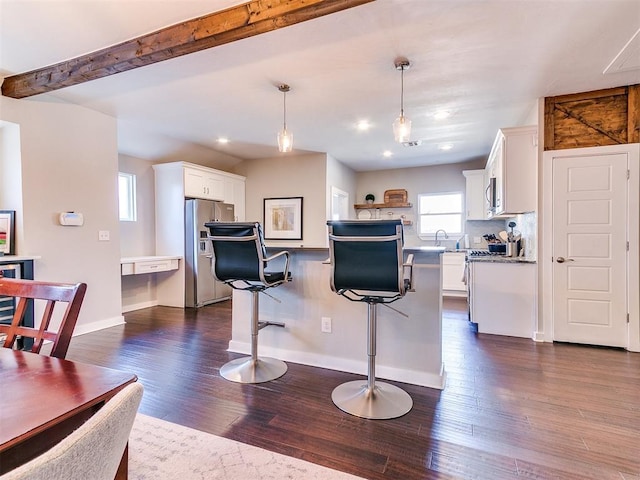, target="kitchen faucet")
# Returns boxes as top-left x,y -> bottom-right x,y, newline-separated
434,229 -> 449,246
